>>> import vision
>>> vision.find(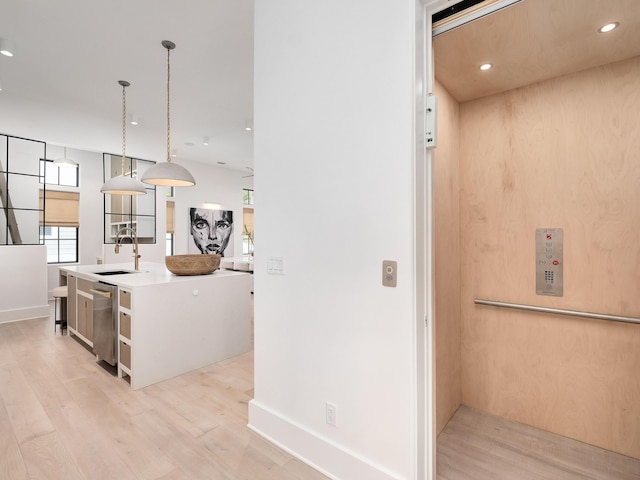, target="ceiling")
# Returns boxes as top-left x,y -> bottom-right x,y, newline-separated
434,0 -> 640,103
0,0 -> 253,172
2,0 -> 639,172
